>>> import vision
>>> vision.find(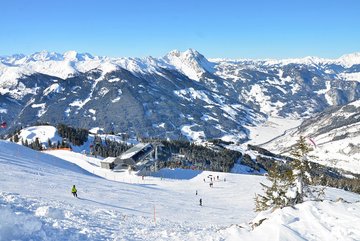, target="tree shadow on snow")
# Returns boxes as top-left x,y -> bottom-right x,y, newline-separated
77,197 -> 150,214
